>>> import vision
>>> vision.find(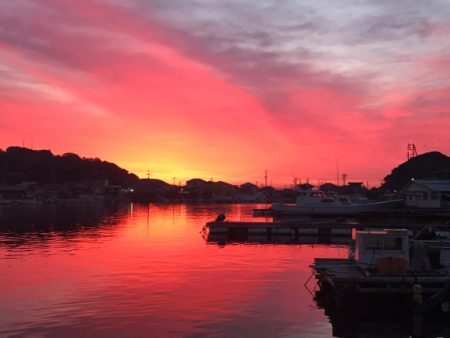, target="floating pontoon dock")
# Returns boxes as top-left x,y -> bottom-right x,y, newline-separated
205,220 -> 355,240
